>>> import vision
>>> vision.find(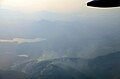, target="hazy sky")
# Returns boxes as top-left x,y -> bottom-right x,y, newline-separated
0,0 -> 119,21
0,0 -> 120,36
1,0 -> 119,13
0,0 -> 120,43
1,0 -> 86,13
